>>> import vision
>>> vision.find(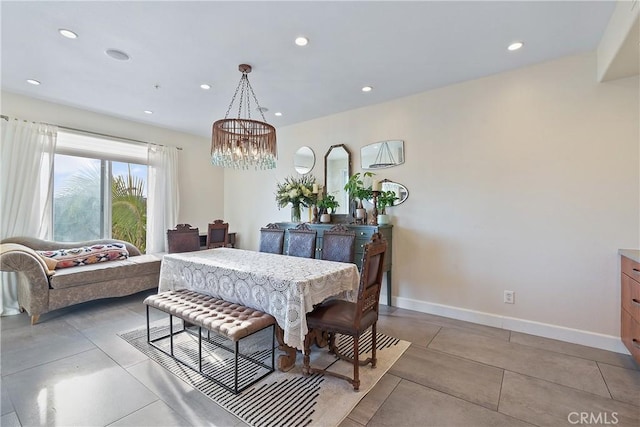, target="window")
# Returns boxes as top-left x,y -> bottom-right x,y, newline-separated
52,131 -> 148,252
